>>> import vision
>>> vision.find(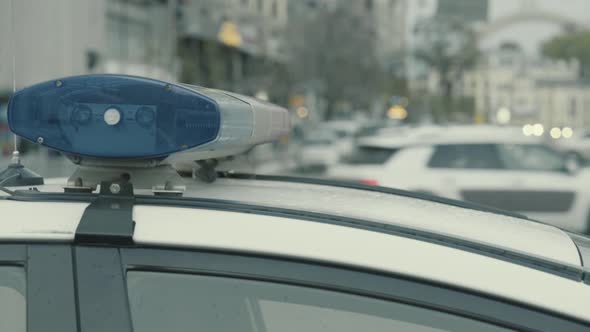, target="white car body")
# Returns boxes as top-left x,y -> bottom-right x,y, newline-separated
320,120 -> 363,155
553,130 -> 590,160
328,126 -> 590,233
297,130 -> 341,168
2,175 -> 590,331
